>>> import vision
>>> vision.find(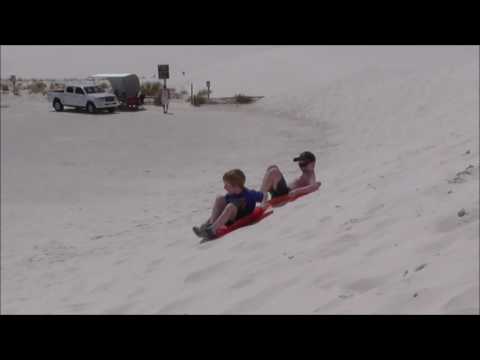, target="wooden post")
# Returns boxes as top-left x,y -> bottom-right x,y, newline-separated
191,83 -> 194,105
206,81 -> 210,101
